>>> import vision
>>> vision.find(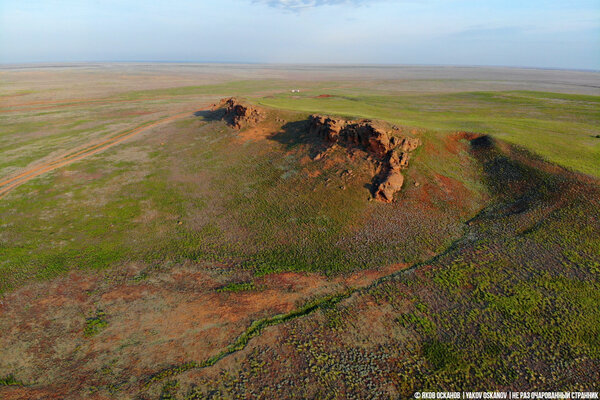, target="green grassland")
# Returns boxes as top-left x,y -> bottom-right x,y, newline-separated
257,90 -> 600,178
0,106 -> 479,293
